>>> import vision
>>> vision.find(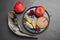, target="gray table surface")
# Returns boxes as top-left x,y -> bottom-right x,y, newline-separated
0,0 -> 60,40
